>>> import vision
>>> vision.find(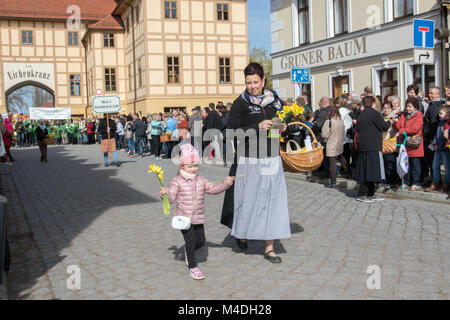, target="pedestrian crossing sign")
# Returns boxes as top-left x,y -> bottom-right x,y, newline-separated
291,68 -> 310,84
